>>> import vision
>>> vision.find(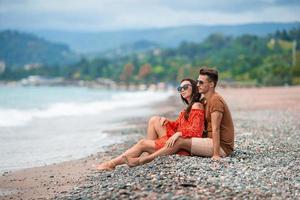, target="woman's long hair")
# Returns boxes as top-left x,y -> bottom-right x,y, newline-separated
180,78 -> 202,120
